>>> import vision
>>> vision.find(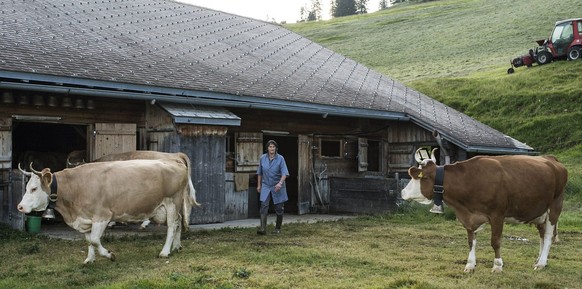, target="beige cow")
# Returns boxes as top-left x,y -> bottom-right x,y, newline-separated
17,156 -> 197,264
